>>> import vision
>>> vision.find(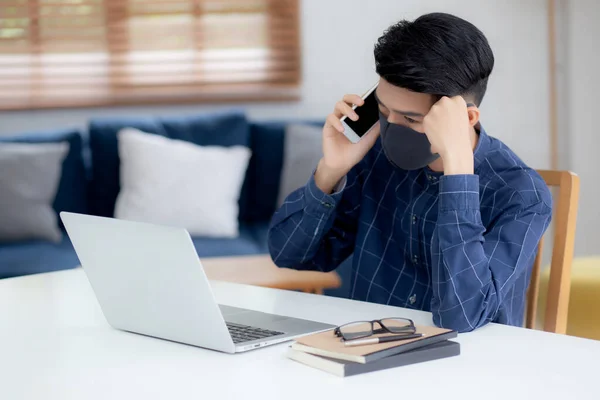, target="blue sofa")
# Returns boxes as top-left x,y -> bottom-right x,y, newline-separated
0,111 -> 353,299
0,112 -> 312,278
